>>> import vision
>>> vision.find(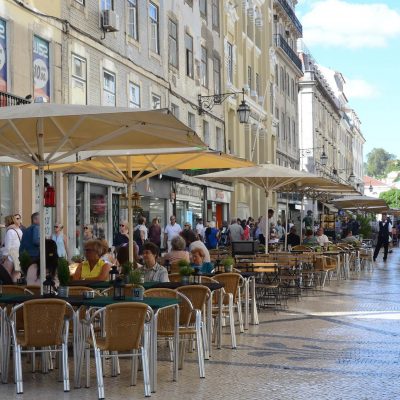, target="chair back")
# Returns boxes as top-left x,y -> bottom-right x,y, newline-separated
1,285 -> 27,295
213,273 -> 241,304
177,285 -> 210,324
168,273 -> 181,282
291,245 -> 314,252
19,299 -> 67,347
170,262 -> 180,274
68,286 -> 98,296
103,303 -> 149,352
25,285 -> 41,295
